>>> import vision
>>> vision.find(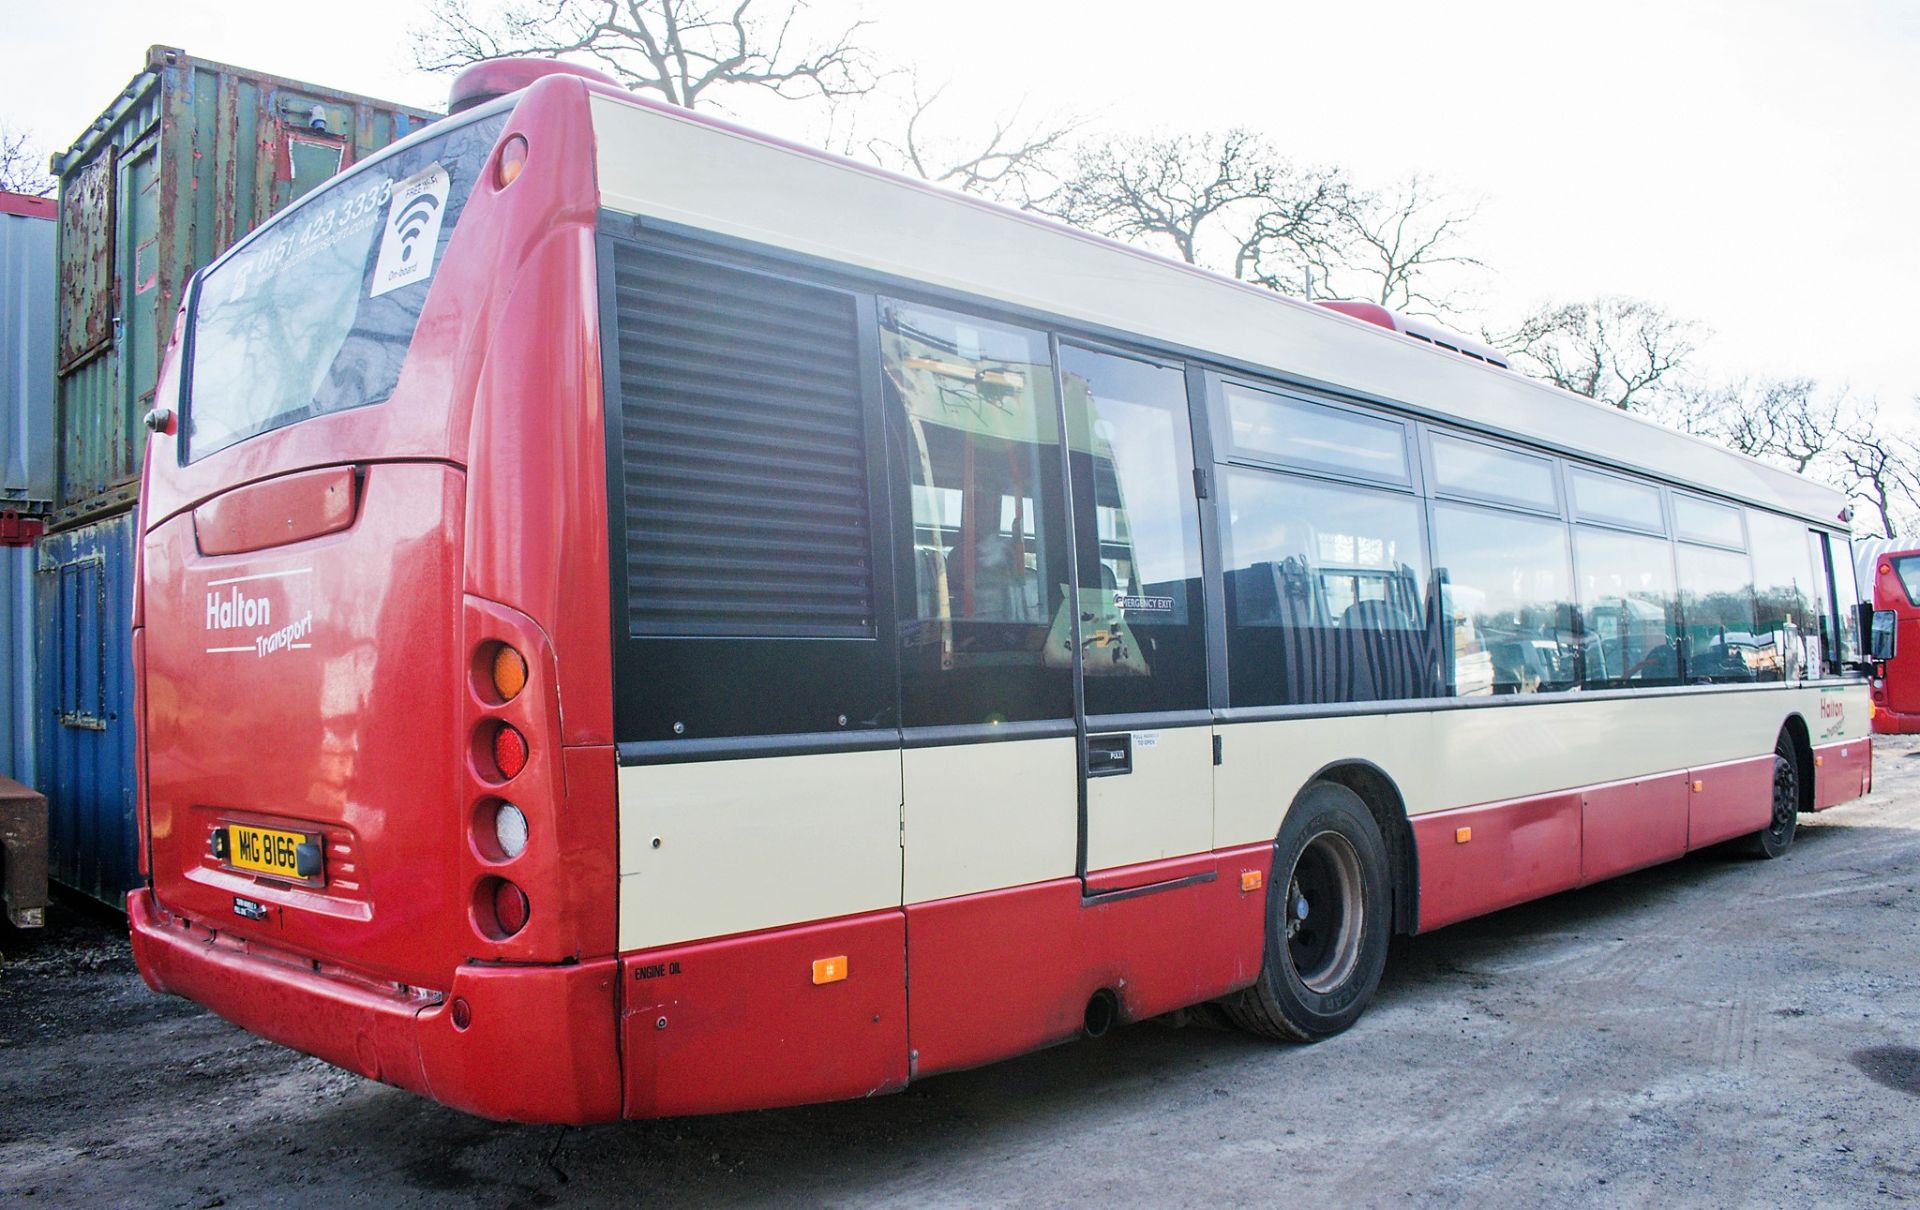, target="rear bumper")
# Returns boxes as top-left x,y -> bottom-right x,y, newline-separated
1872,707 -> 1920,735
128,889 -> 621,1123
